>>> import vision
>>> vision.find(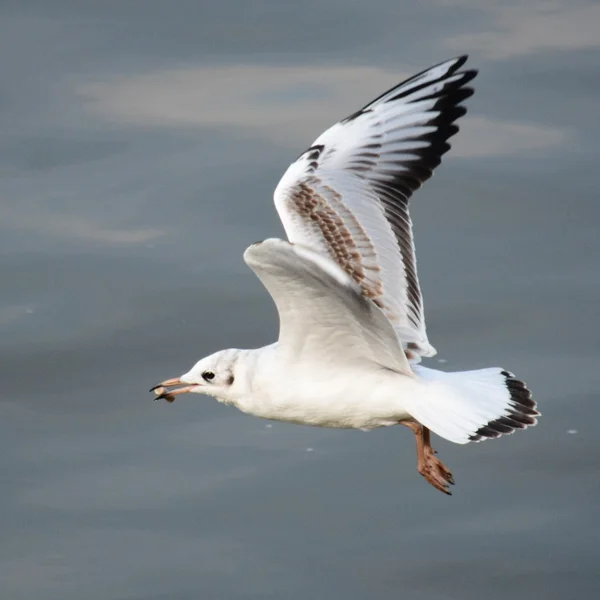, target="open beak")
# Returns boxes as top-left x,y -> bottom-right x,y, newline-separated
149,378 -> 198,403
